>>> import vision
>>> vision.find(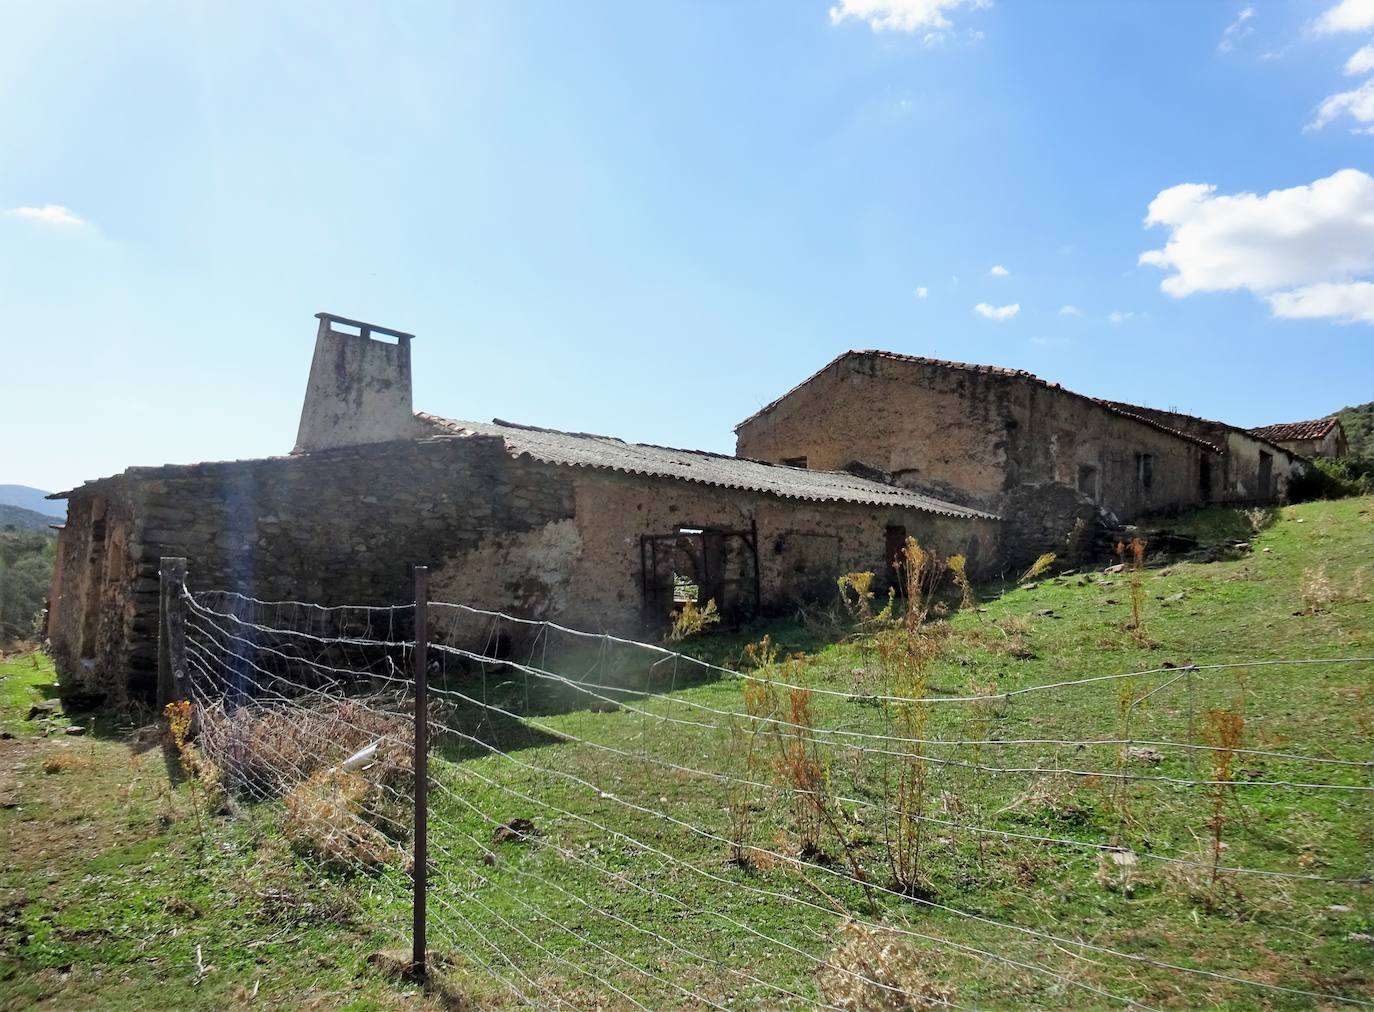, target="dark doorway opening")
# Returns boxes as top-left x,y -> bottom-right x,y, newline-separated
641,526 -> 760,626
